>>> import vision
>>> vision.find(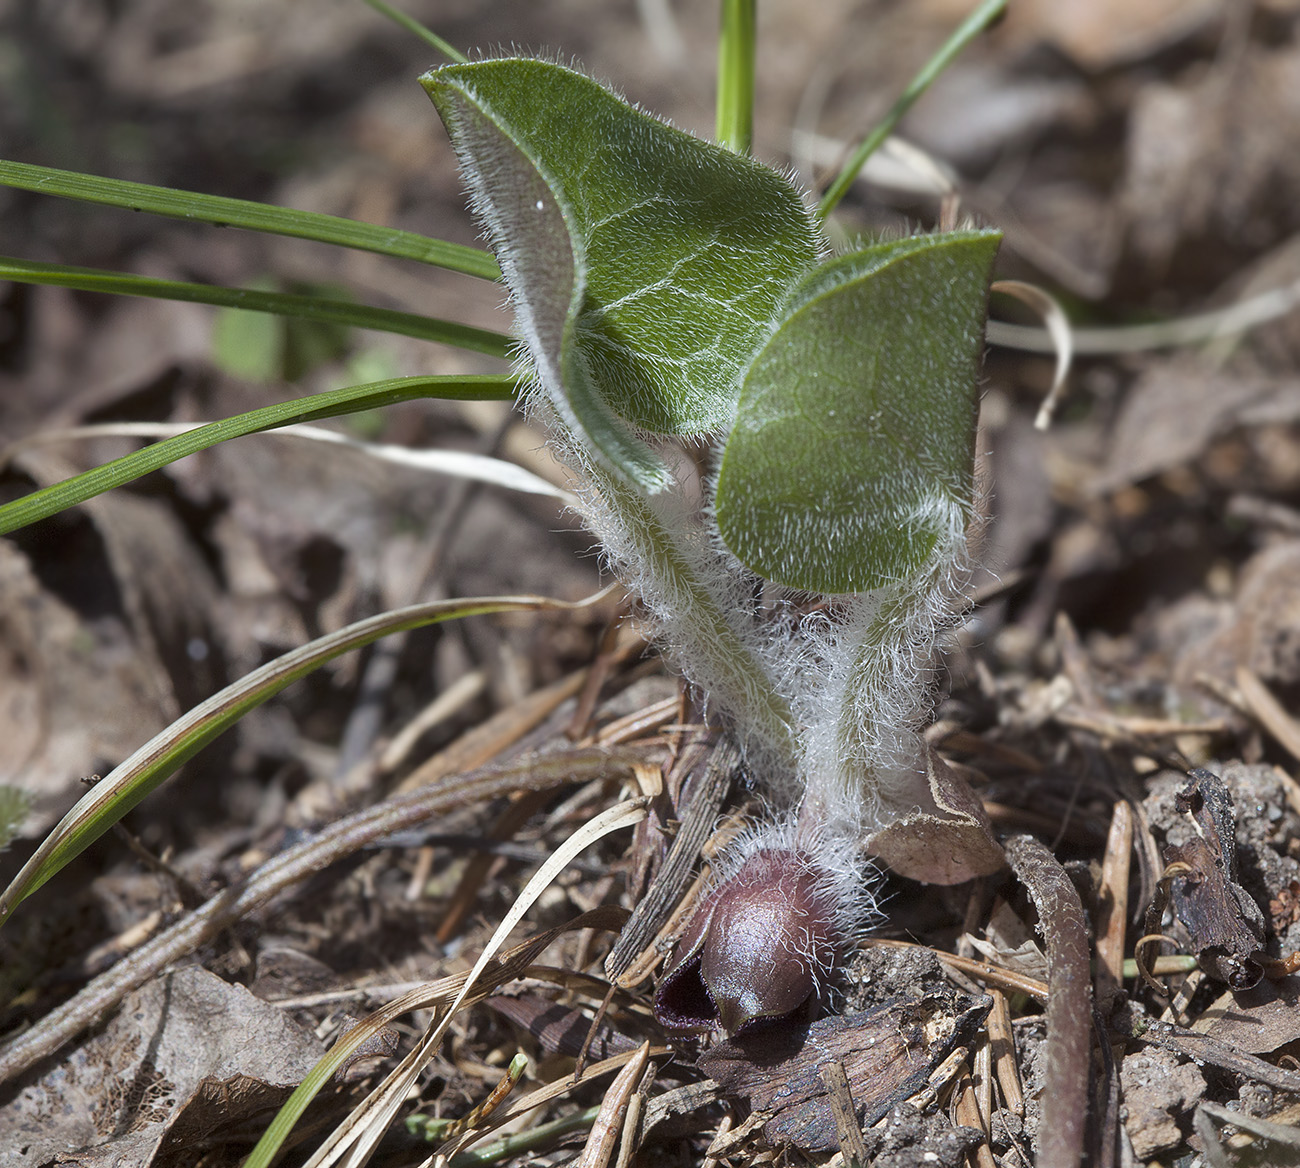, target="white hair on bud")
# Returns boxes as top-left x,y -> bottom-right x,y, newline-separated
714,814 -> 885,964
